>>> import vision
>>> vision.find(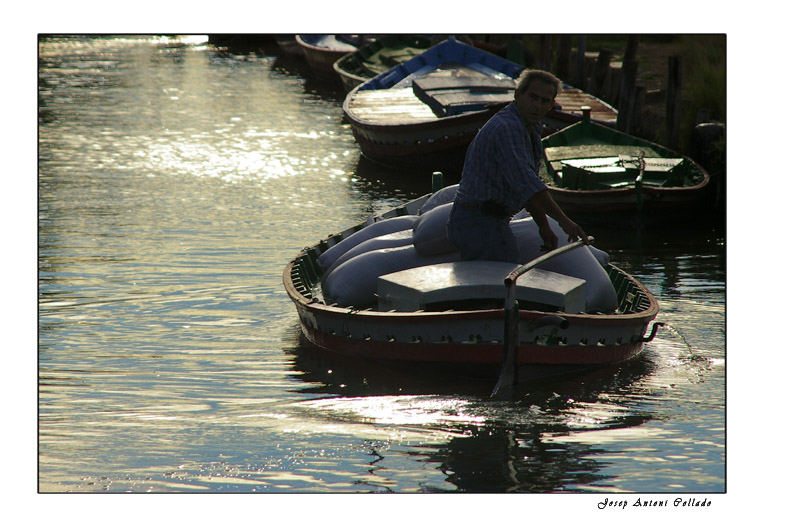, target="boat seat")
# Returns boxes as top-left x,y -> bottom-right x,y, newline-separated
411,76 -> 516,117
560,155 -> 686,190
376,261 -> 586,313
